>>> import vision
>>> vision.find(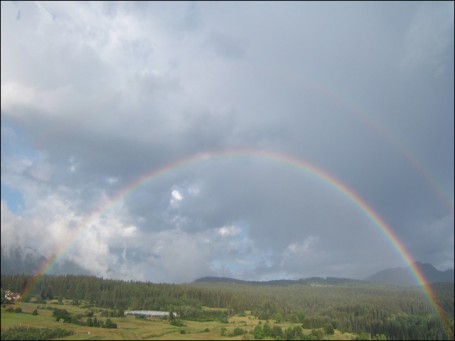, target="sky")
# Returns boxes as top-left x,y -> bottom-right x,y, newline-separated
1,1 -> 454,283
